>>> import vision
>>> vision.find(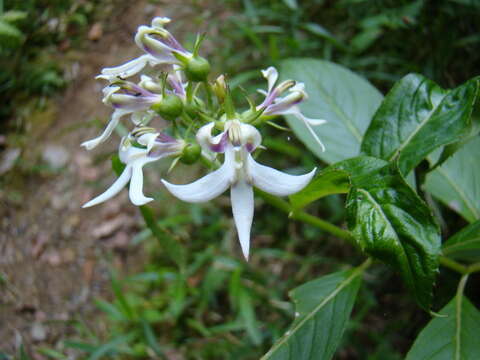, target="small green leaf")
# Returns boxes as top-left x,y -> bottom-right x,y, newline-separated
425,136 -> 480,223
37,348 -> 68,360
262,263 -> 367,360
94,299 -> 128,321
345,160 -> 441,309
87,333 -> 136,360
280,59 -> 383,164
139,206 -> 187,270
443,220 -> 480,262
289,169 -> 350,209
0,19 -> 24,46
141,320 -> 165,358
0,10 -> 27,24
406,295 -> 480,359
361,74 -> 479,175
